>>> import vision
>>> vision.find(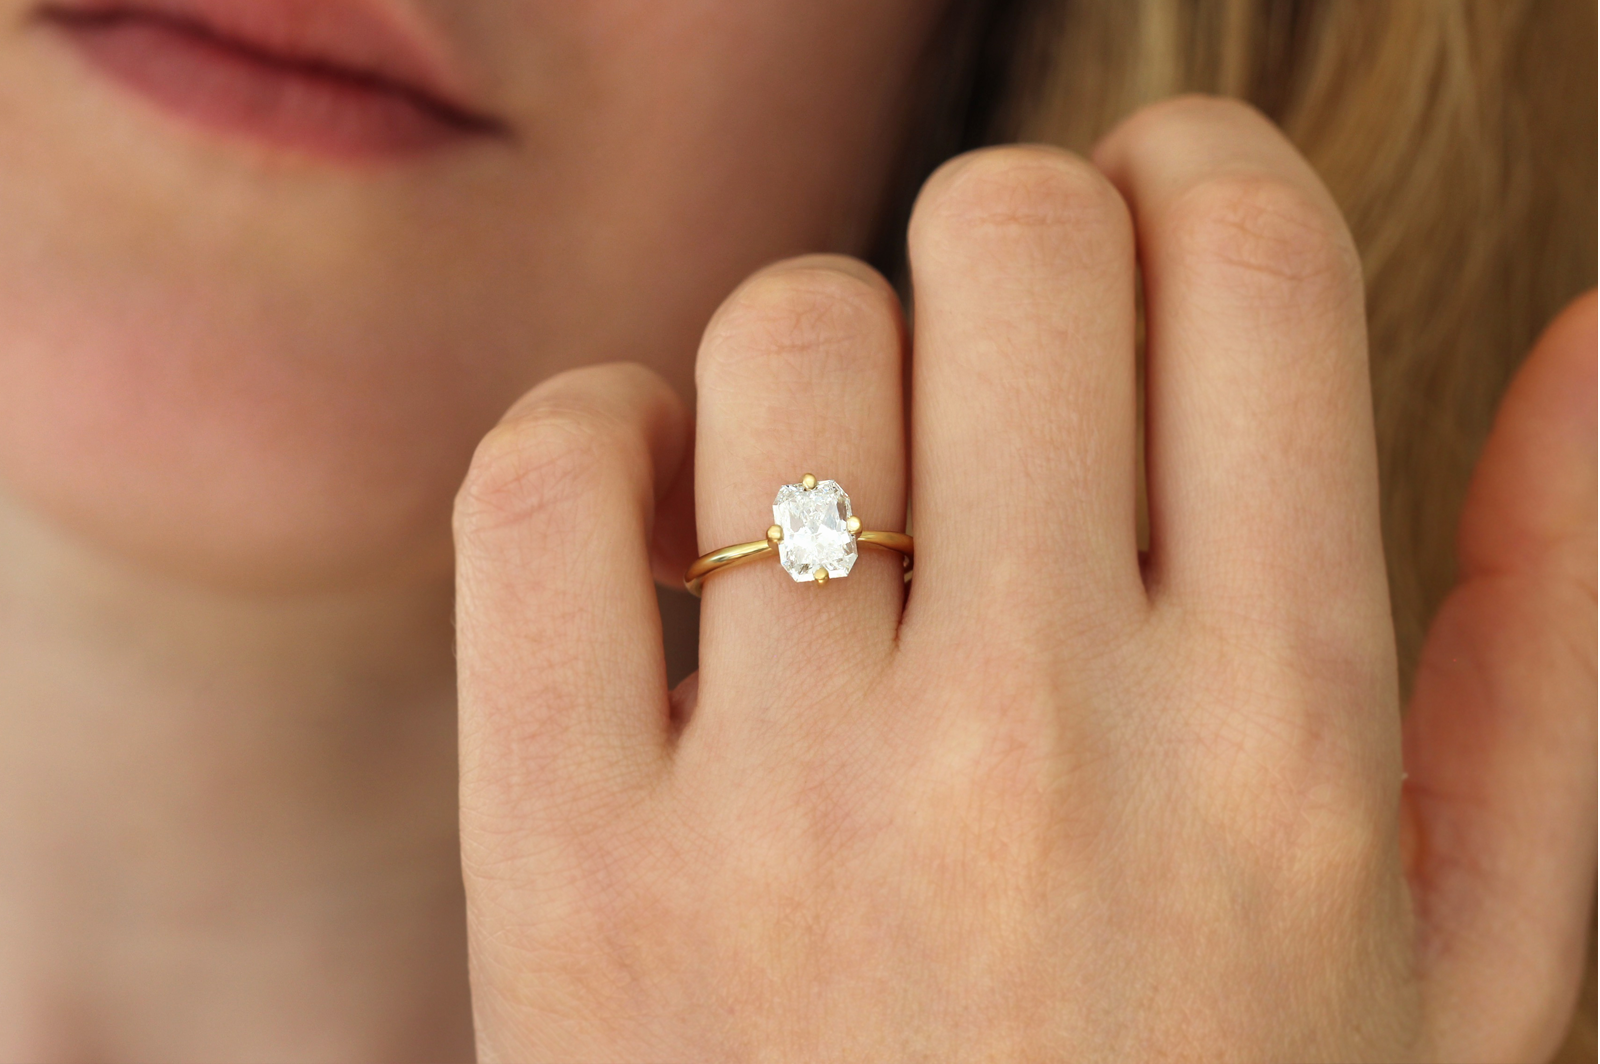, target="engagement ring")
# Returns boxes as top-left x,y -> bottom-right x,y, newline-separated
684,474 -> 913,595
